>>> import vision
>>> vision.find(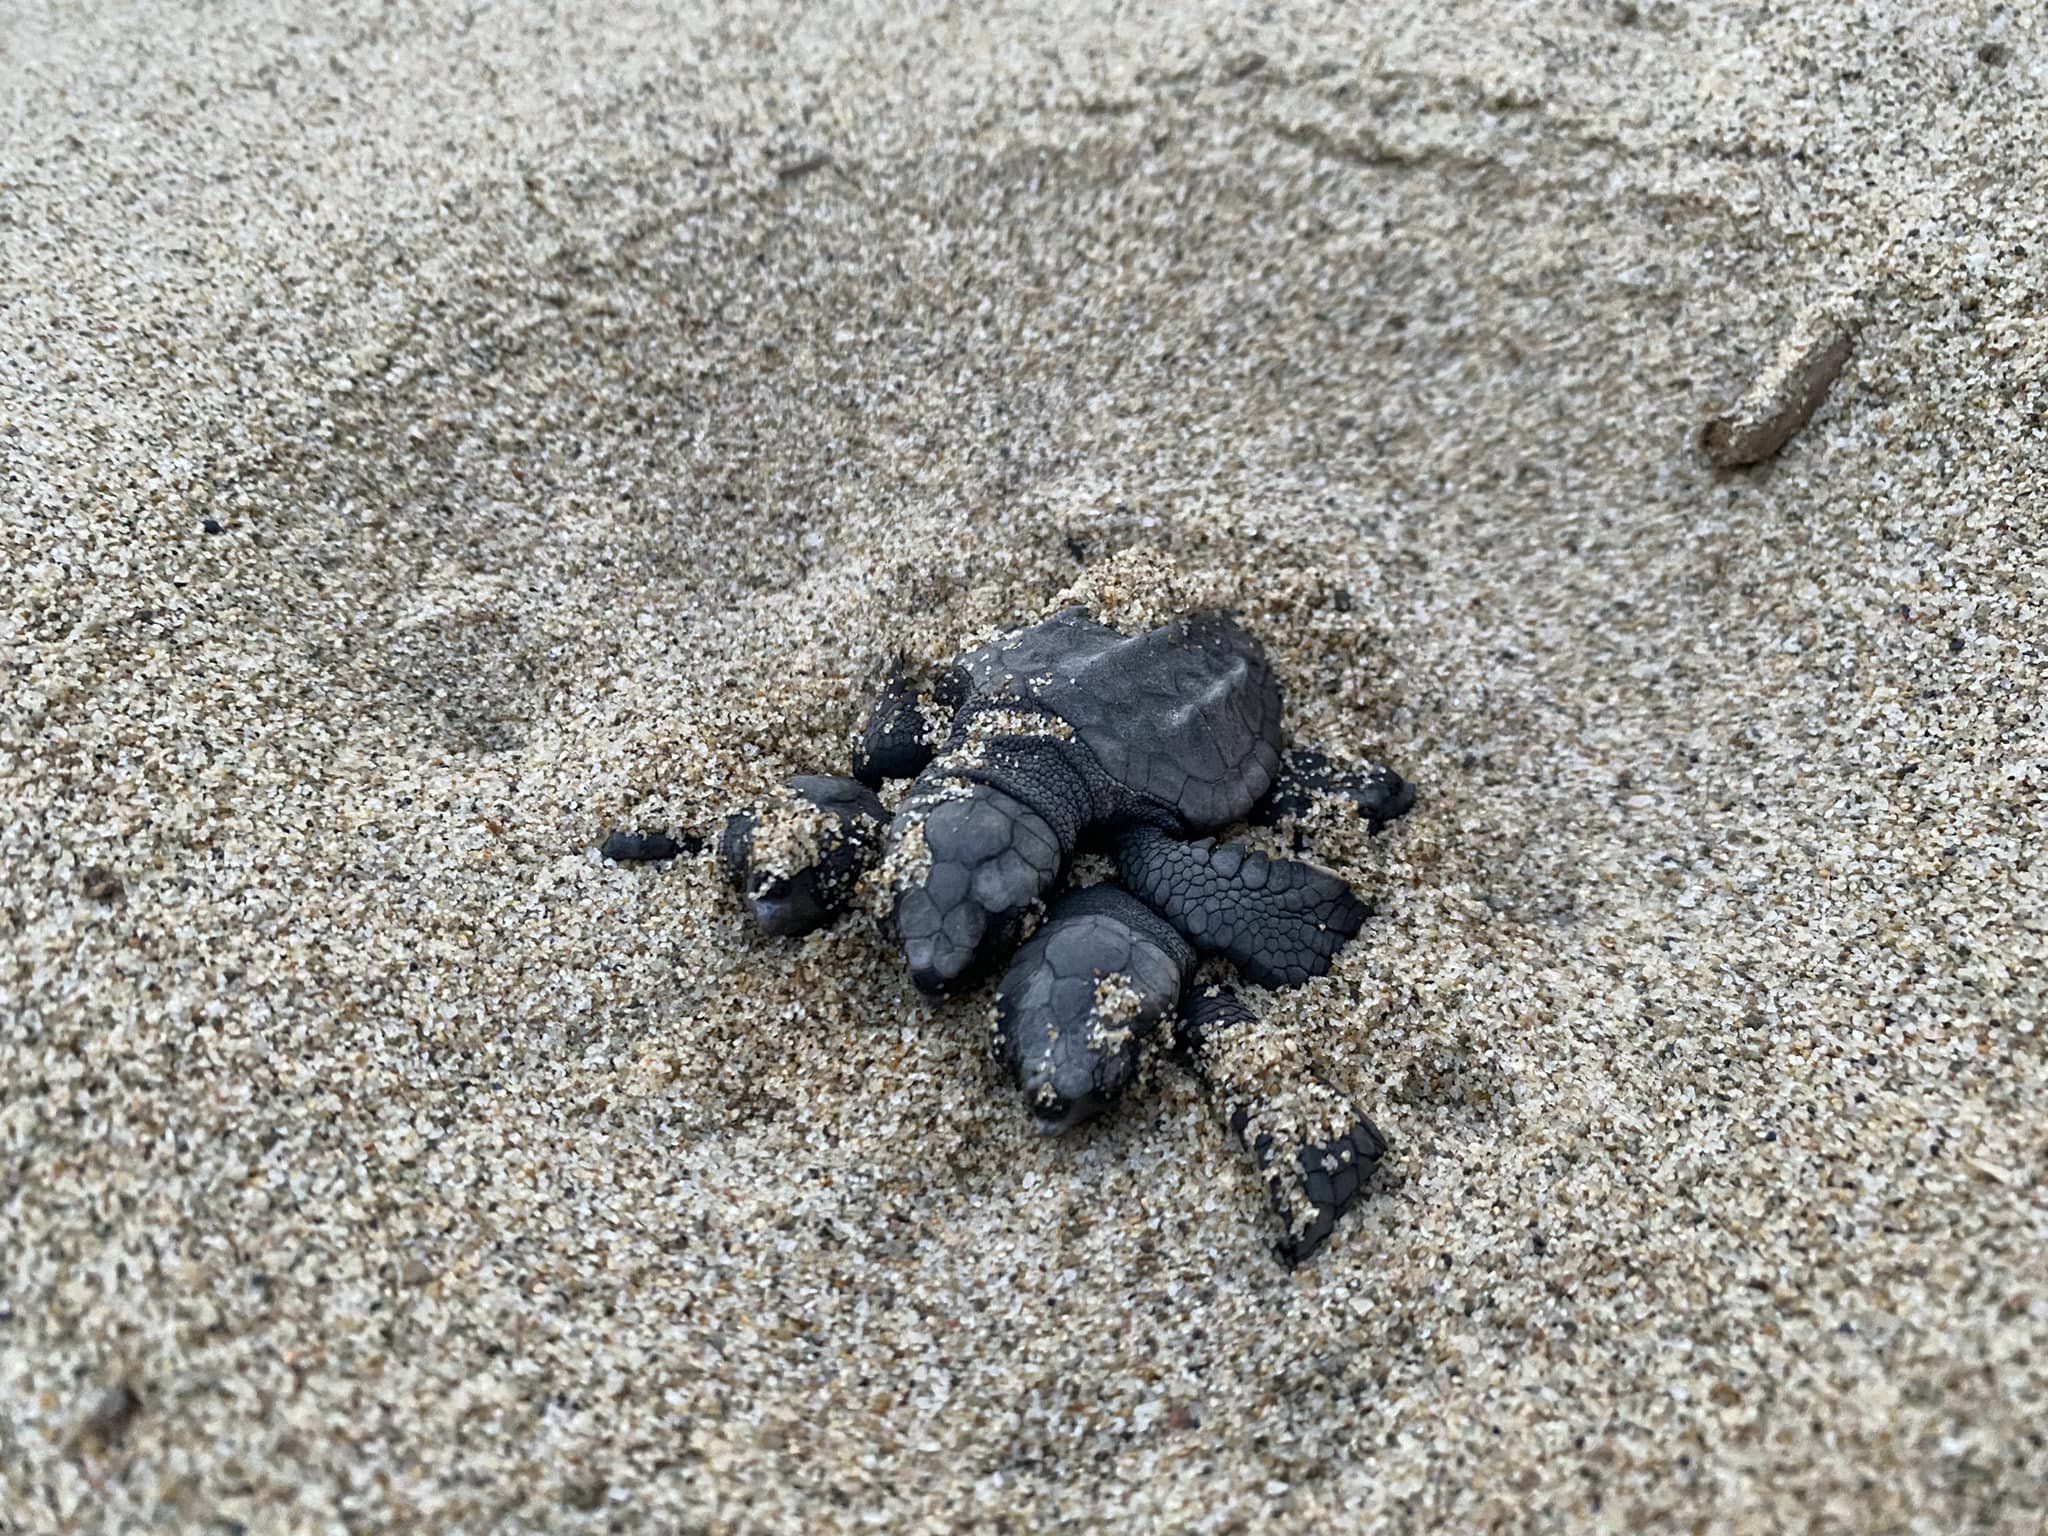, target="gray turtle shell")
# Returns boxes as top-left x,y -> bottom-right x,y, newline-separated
955,606 -> 1284,829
